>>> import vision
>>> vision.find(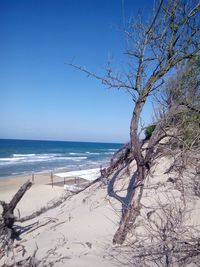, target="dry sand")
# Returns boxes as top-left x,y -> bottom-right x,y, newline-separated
0,171 -> 120,267
0,157 -> 200,266
0,172 -> 66,217
0,171 -> 64,192
0,170 -> 98,217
